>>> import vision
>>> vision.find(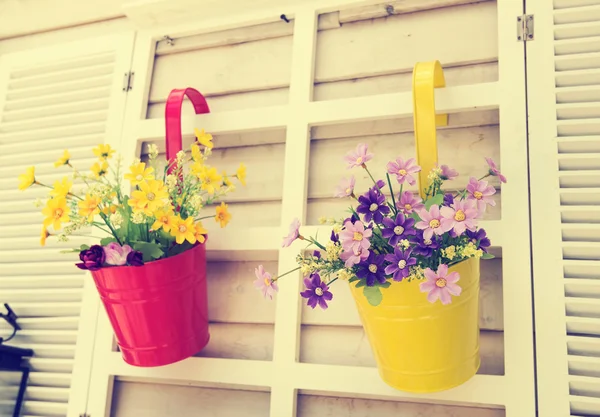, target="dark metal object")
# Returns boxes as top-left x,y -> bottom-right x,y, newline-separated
1,304 -> 34,417
280,14 -> 290,23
